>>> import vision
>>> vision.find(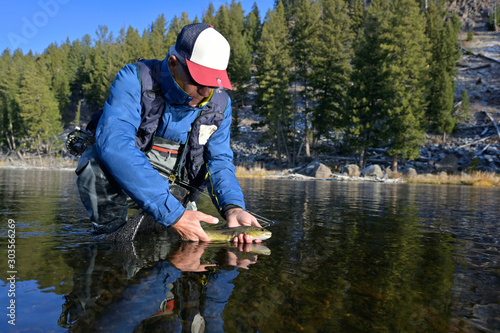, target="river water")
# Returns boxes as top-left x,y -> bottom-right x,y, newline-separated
0,168 -> 499,332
